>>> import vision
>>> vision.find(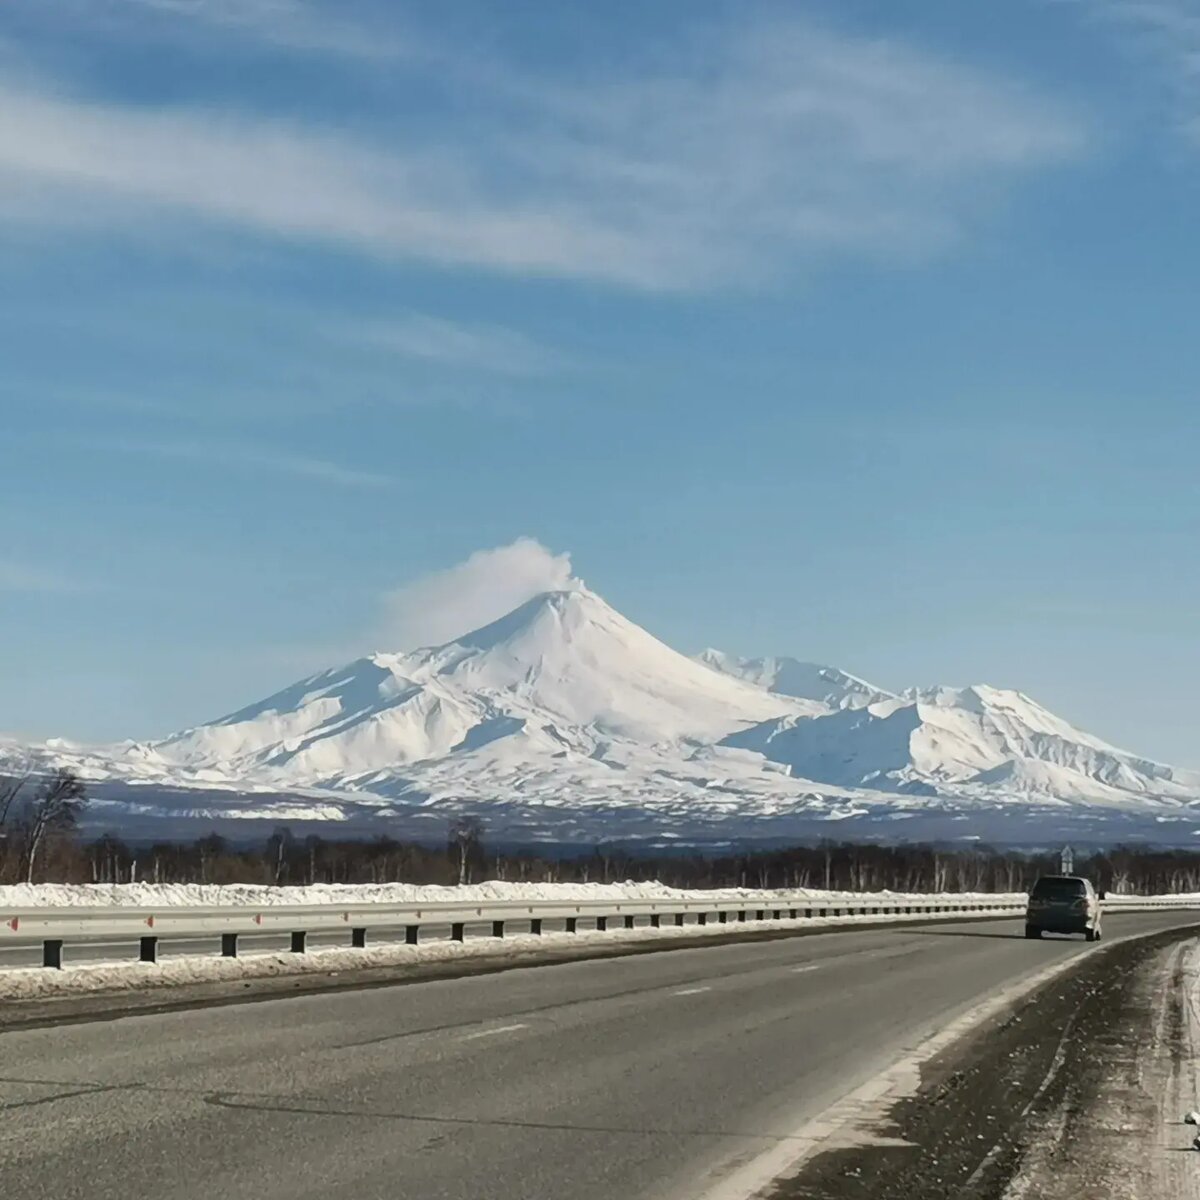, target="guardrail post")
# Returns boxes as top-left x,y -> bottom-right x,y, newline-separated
139,936 -> 158,964
290,931 -> 307,954
819,907 -> 828,917
43,939 -> 63,969
566,917 -> 578,933
651,914 -> 661,928
450,922 -> 465,942
719,911 -> 728,924
221,933 -> 238,958
492,920 -> 504,939
351,927 -> 367,948
755,909 -> 765,921
406,925 -> 419,945
805,907 -> 813,919
674,913 -> 684,927
530,919 -> 542,935
790,908 -> 797,919
737,910 -> 746,923
624,915 -> 635,930
698,912 -> 707,926
596,916 -> 608,932
773,909 -> 782,920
